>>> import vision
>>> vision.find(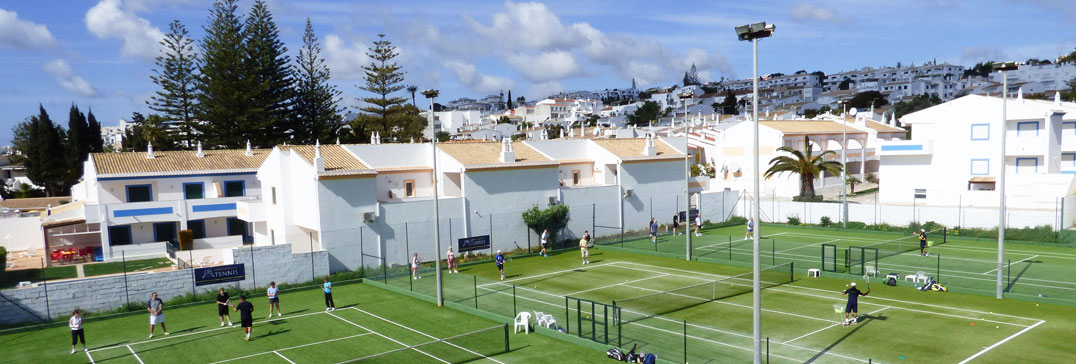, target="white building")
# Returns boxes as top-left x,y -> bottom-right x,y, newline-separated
988,63 -> 1076,94
101,119 -> 133,149
878,93 -> 1076,209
